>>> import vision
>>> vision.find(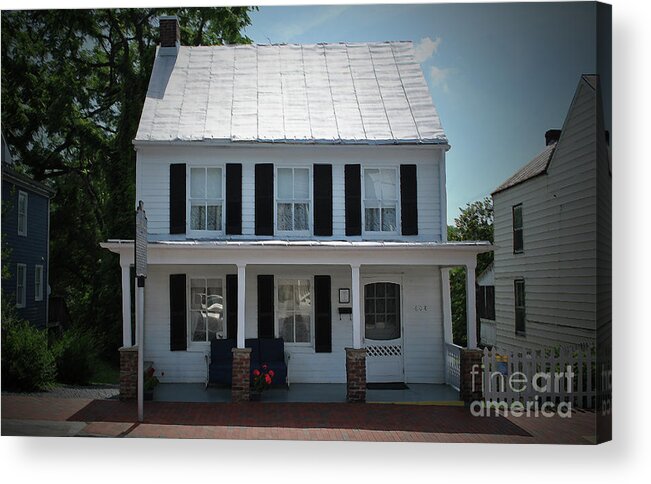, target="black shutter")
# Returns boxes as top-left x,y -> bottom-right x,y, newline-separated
169,164 -> 186,234
314,275 -> 332,353
255,164 -> 274,235
400,164 -> 418,235
225,164 -> 242,235
257,275 -> 274,338
169,274 -> 187,351
226,274 -> 238,339
313,164 -> 333,236
345,164 -> 361,236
